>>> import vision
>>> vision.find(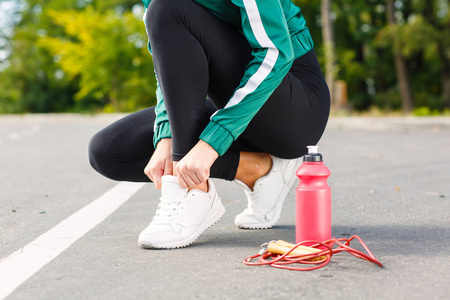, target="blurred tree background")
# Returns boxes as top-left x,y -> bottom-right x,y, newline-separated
0,0 -> 449,114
